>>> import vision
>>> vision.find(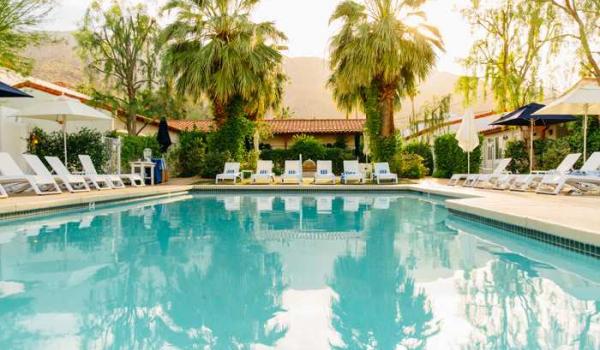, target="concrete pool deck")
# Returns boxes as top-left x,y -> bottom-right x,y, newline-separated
0,178 -> 598,248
